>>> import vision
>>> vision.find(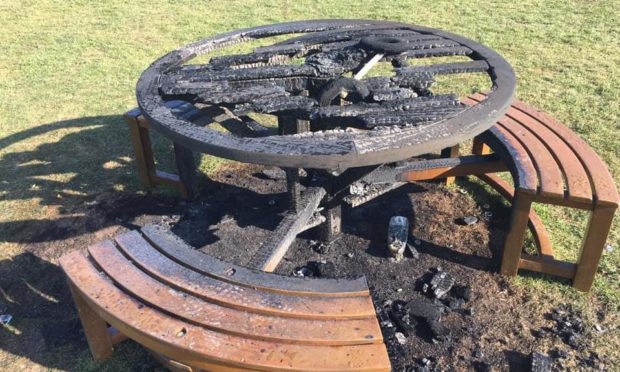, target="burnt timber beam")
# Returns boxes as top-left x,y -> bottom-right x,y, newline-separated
361,154 -> 508,184
247,186 -> 327,272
